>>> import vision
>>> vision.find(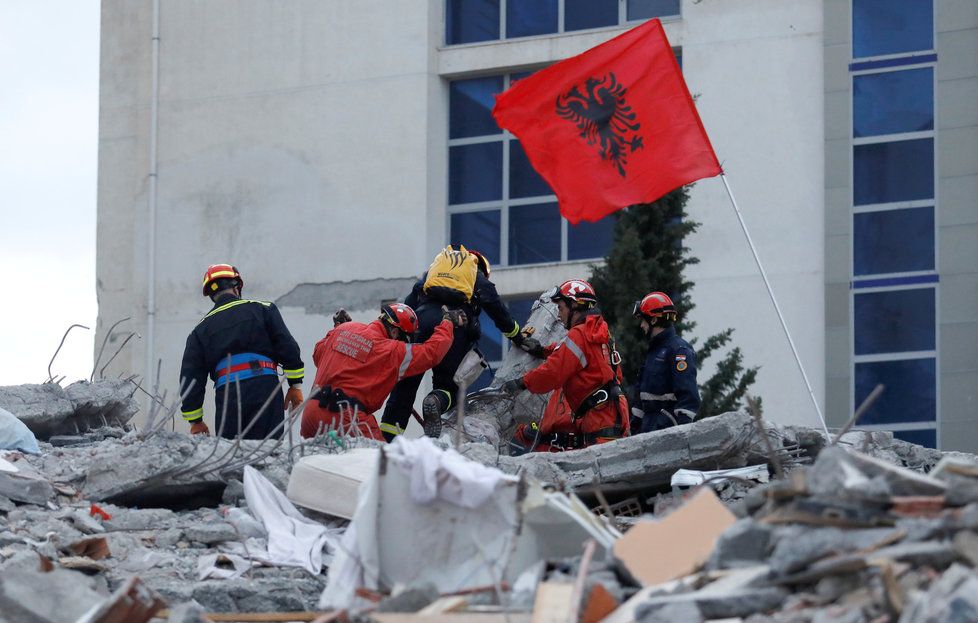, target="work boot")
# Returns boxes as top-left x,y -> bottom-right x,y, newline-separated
421,392 -> 445,438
